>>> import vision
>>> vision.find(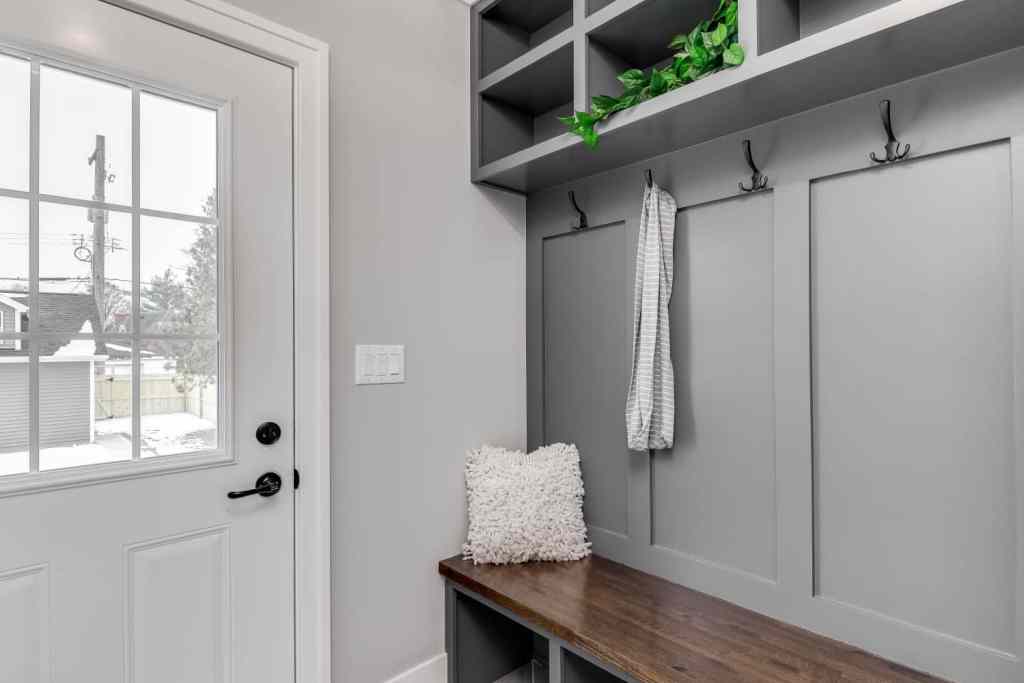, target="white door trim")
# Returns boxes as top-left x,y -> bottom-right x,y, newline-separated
100,2 -> 331,682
